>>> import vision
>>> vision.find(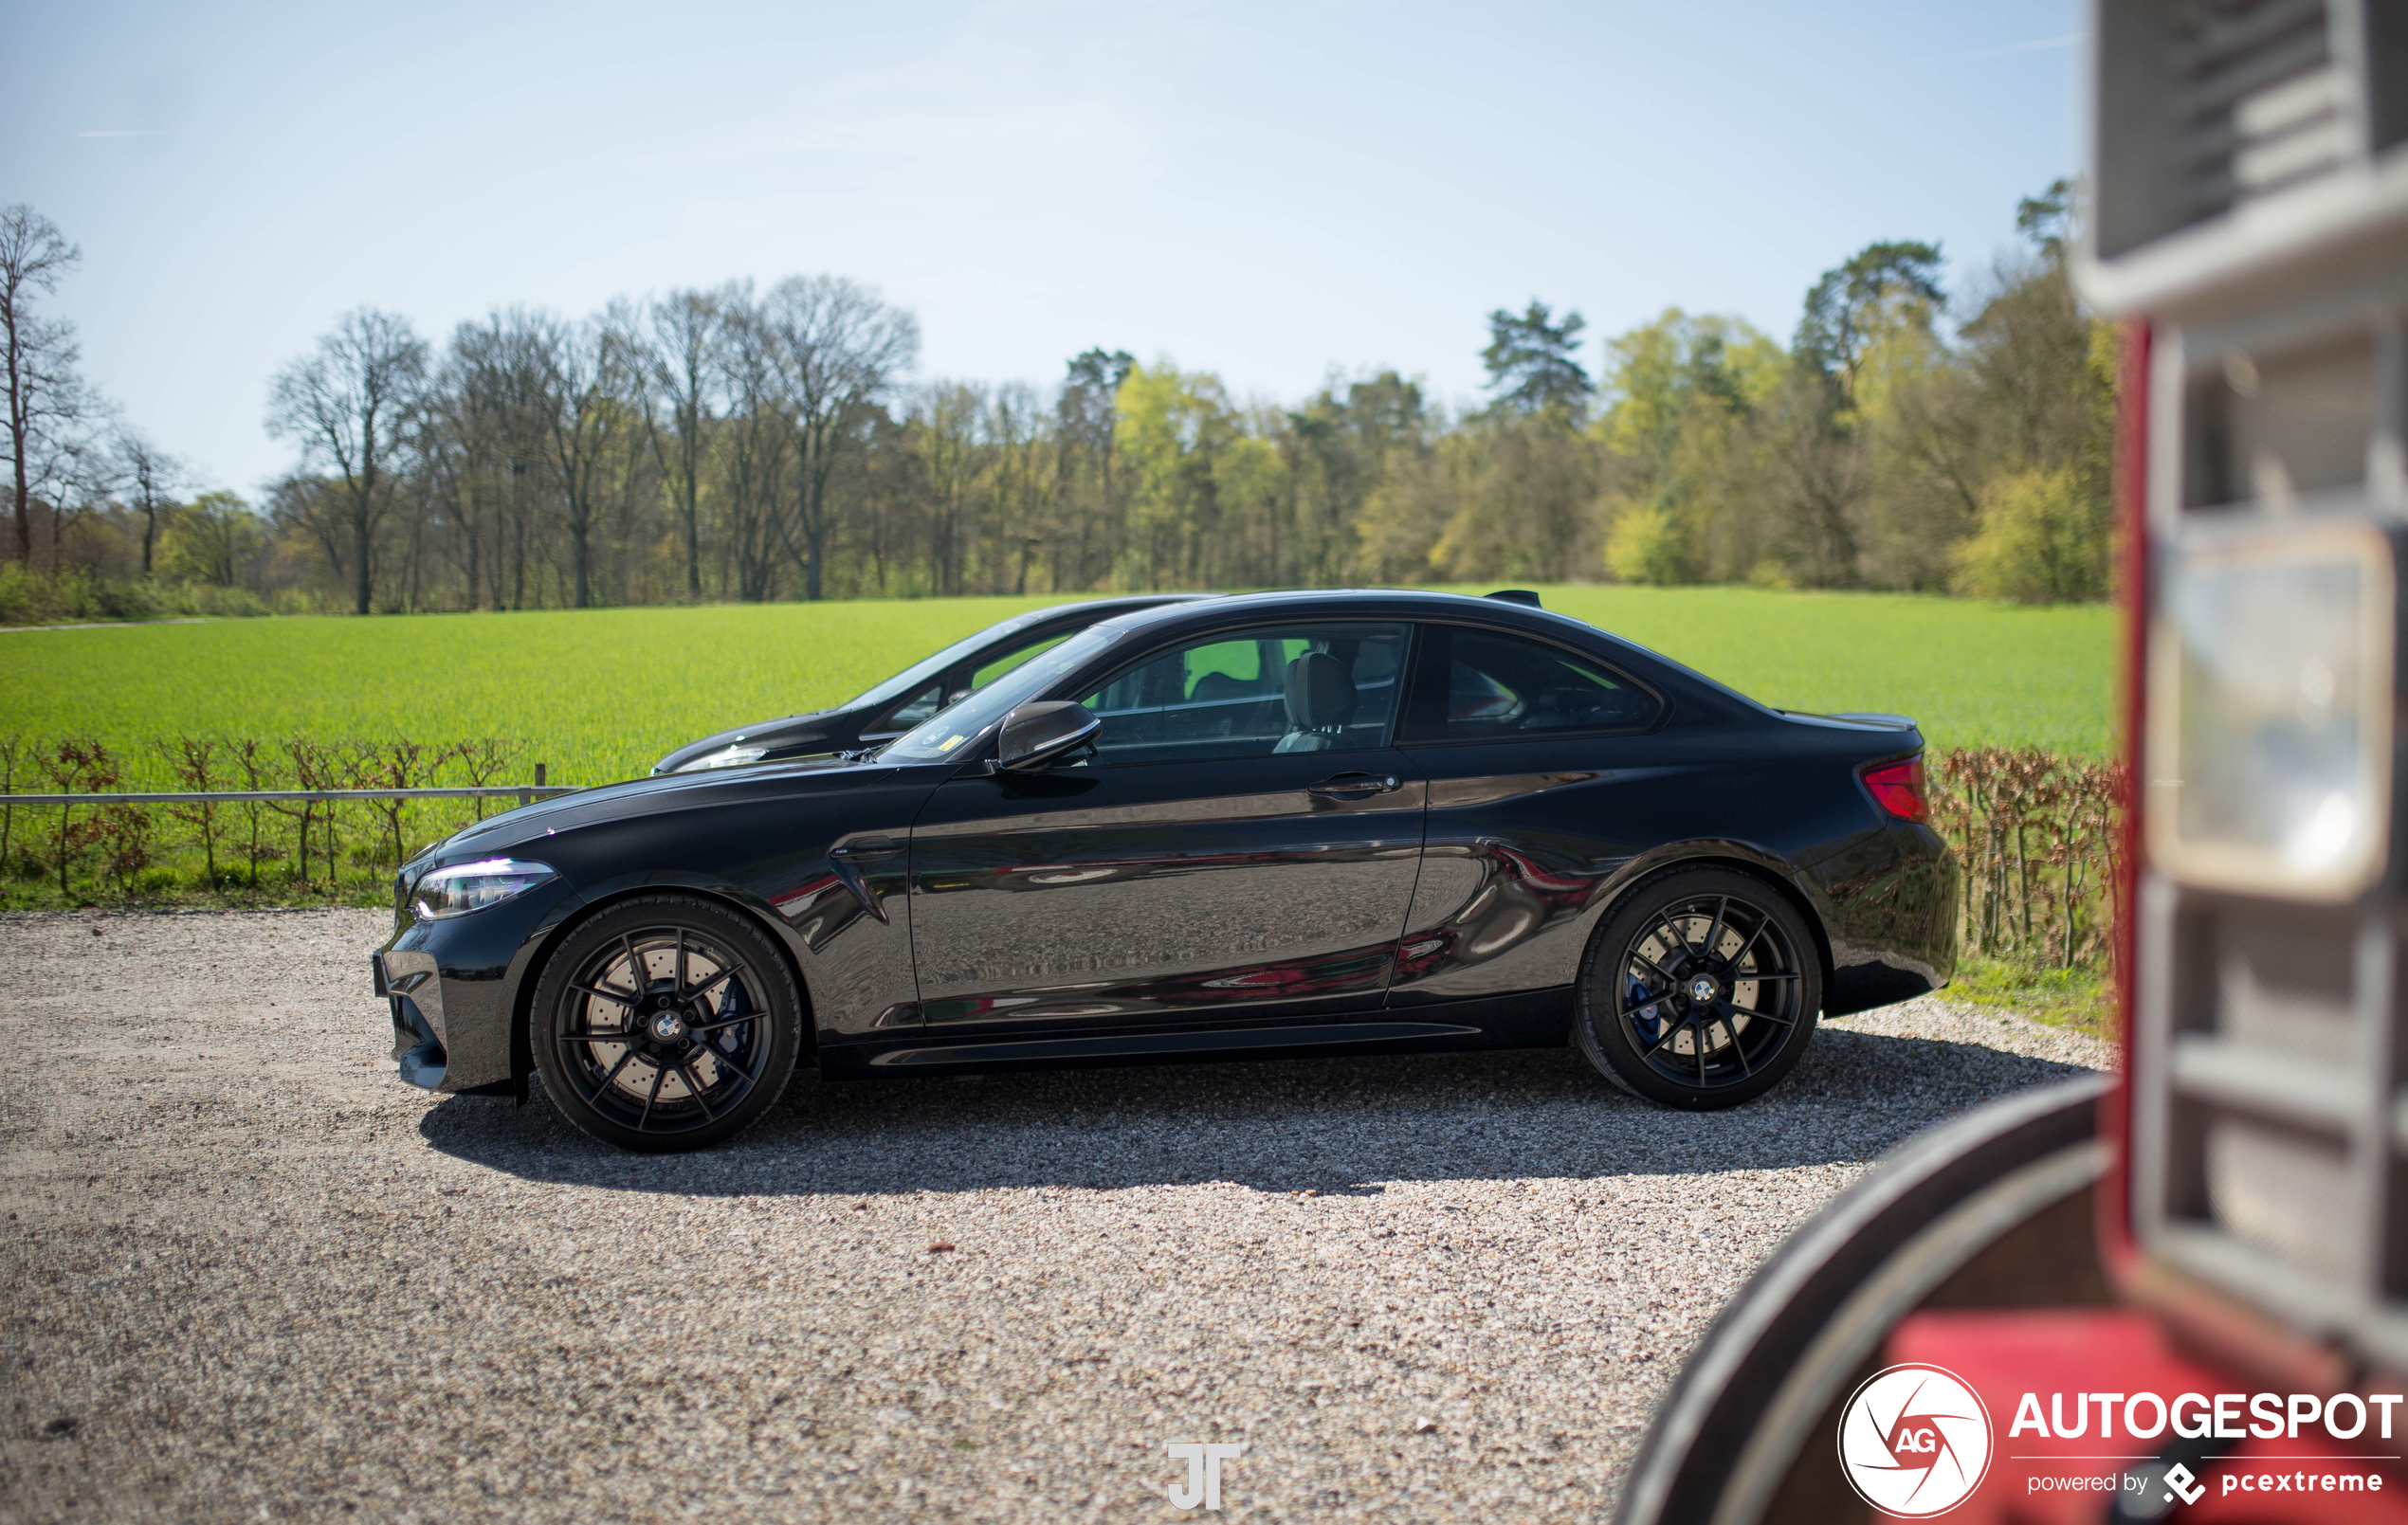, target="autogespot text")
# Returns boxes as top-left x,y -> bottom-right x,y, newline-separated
2007,1389 -> 2403,1442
